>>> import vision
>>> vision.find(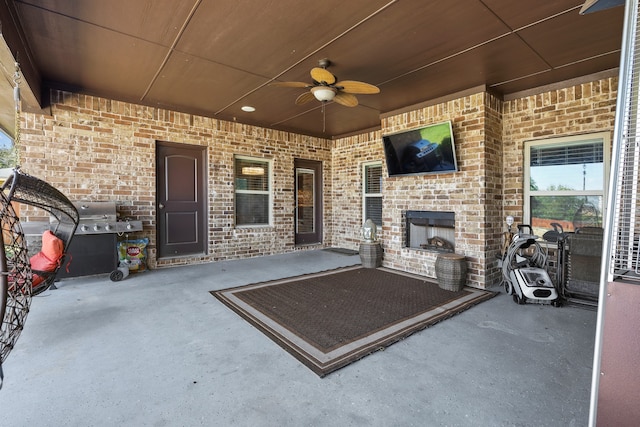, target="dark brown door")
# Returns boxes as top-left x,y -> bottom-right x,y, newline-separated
295,159 -> 322,245
156,142 -> 206,258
